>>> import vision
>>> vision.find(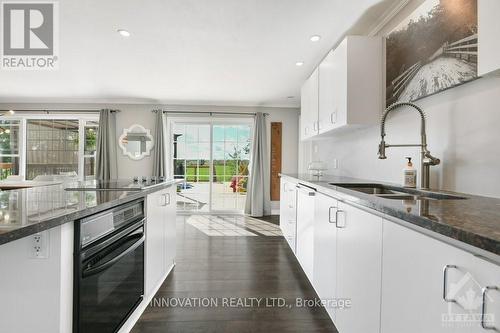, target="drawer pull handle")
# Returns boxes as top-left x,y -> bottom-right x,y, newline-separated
335,210 -> 346,228
442,264 -> 457,303
328,206 -> 337,223
481,286 -> 499,330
